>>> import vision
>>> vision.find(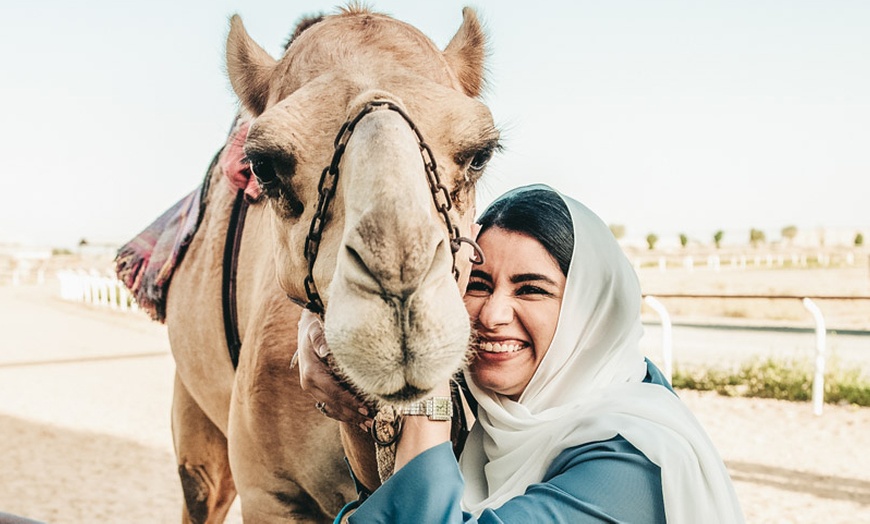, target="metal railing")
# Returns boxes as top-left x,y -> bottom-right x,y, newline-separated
642,293 -> 870,416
